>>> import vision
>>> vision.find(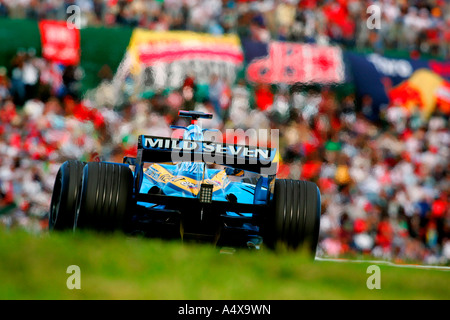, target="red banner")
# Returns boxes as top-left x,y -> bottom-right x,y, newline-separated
38,20 -> 80,66
247,42 -> 344,85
